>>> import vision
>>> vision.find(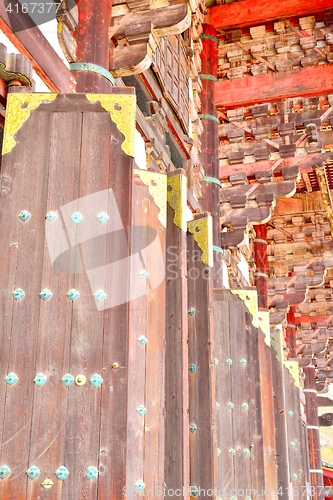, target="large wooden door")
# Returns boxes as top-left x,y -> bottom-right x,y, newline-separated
0,91 -> 166,499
